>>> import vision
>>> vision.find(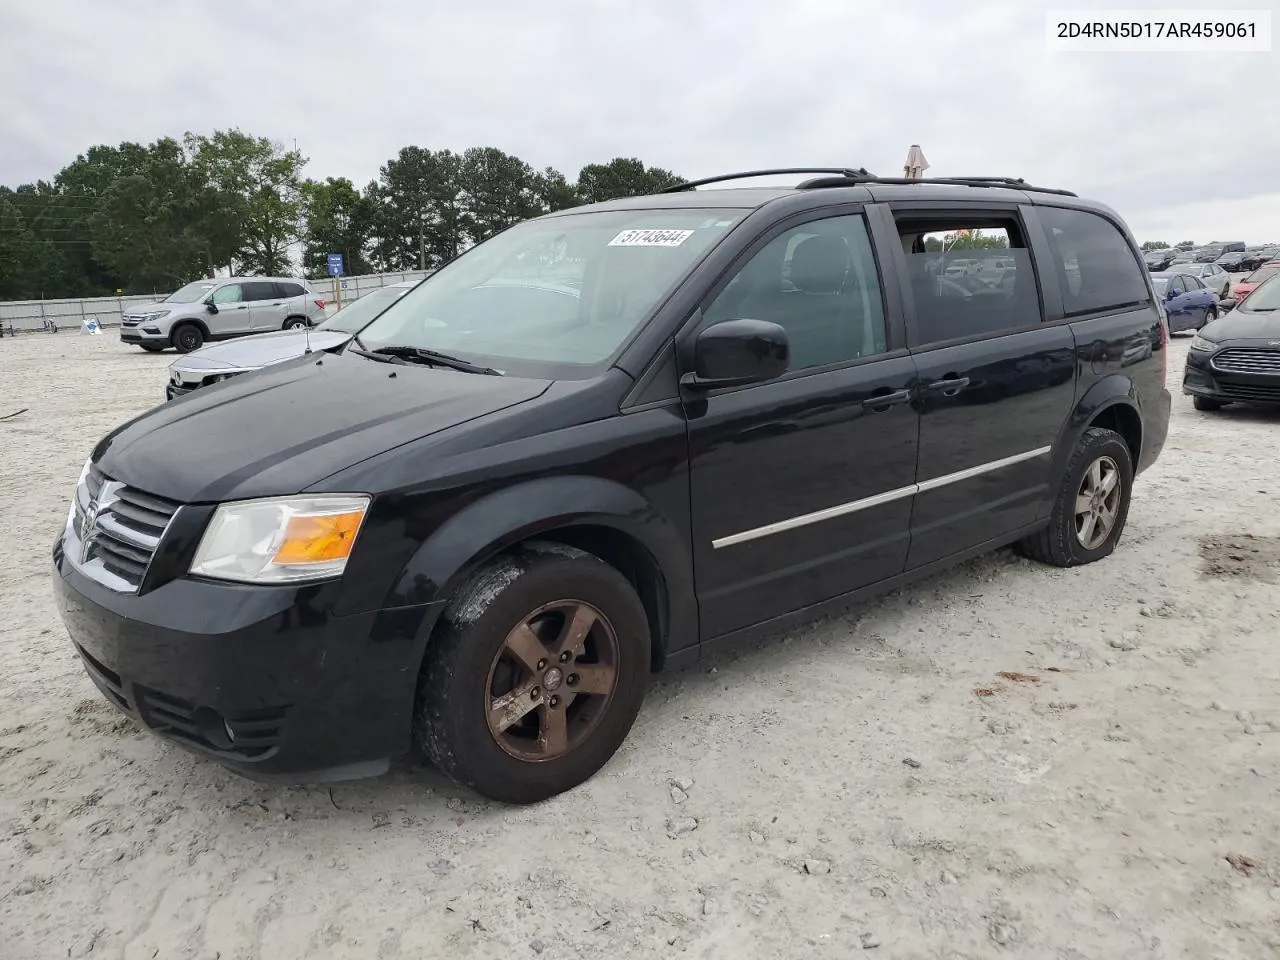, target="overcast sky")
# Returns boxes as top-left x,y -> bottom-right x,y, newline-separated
2,0 -> 1276,244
